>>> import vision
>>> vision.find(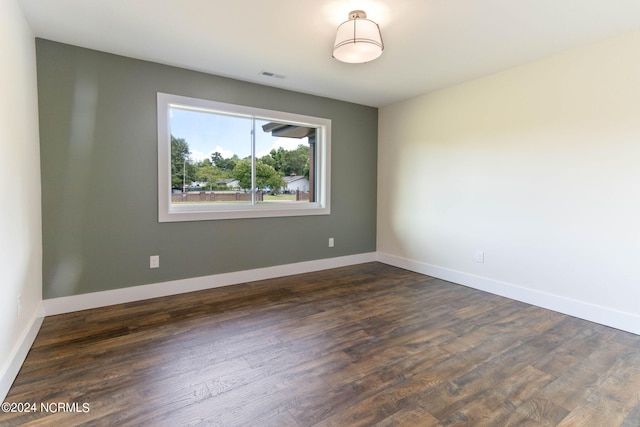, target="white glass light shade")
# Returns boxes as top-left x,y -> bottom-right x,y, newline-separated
333,14 -> 383,63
